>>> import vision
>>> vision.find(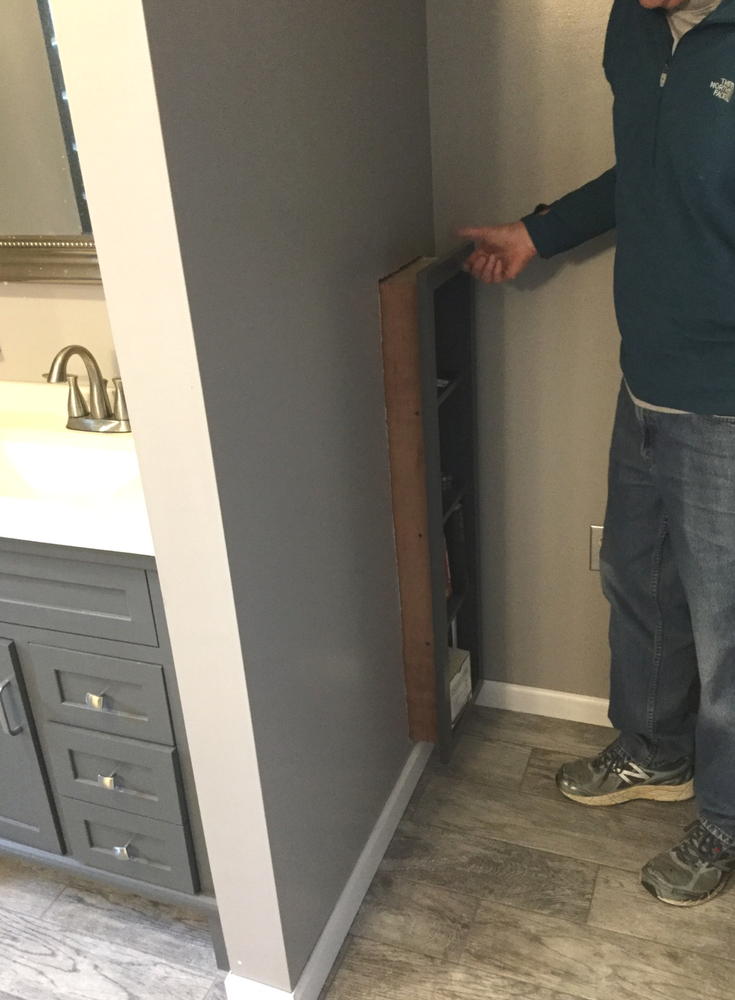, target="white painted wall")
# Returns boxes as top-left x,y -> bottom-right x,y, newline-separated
0,285 -> 118,383
427,0 -> 621,699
